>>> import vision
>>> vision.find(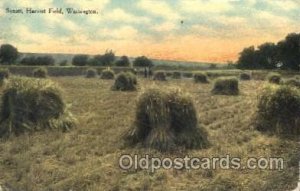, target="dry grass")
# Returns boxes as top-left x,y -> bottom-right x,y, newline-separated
0,77 -> 298,190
